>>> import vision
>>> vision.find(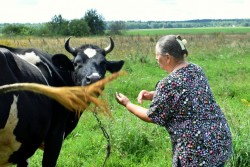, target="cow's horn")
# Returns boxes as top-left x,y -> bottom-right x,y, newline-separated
104,37 -> 114,54
65,37 -> 75,54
